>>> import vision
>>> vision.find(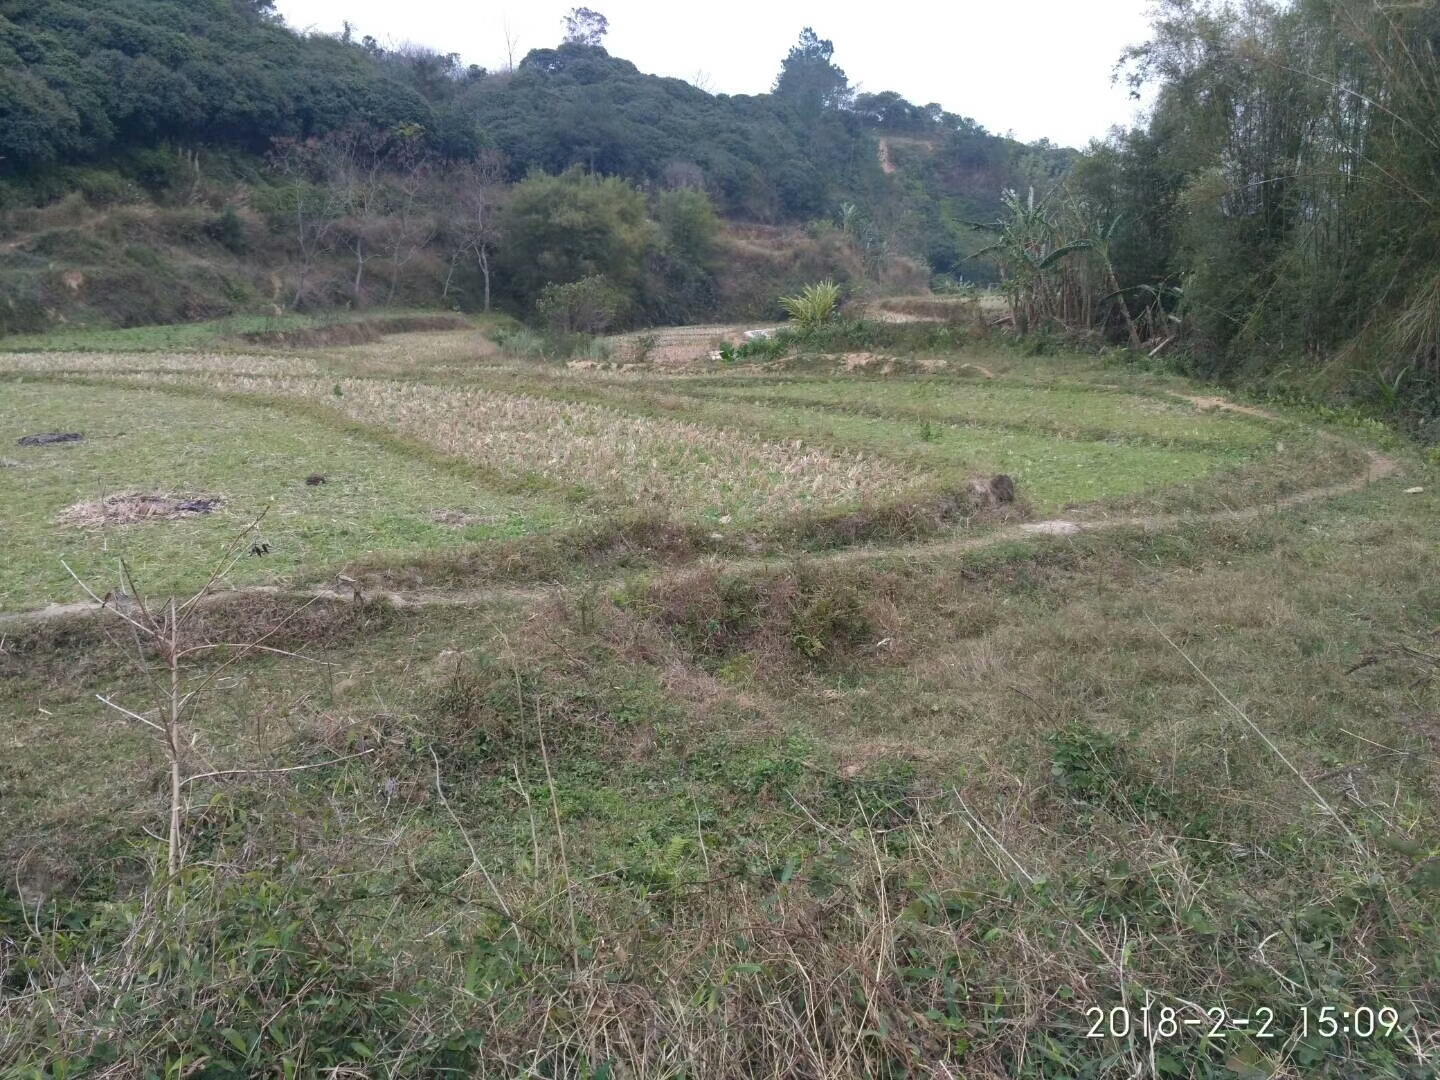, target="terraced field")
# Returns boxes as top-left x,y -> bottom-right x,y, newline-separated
0,328 -> 1346,610
2,323 -> 1435,1080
